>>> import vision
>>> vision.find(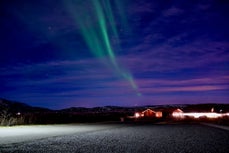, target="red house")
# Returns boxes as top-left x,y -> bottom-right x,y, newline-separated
135,108 -> 162,118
